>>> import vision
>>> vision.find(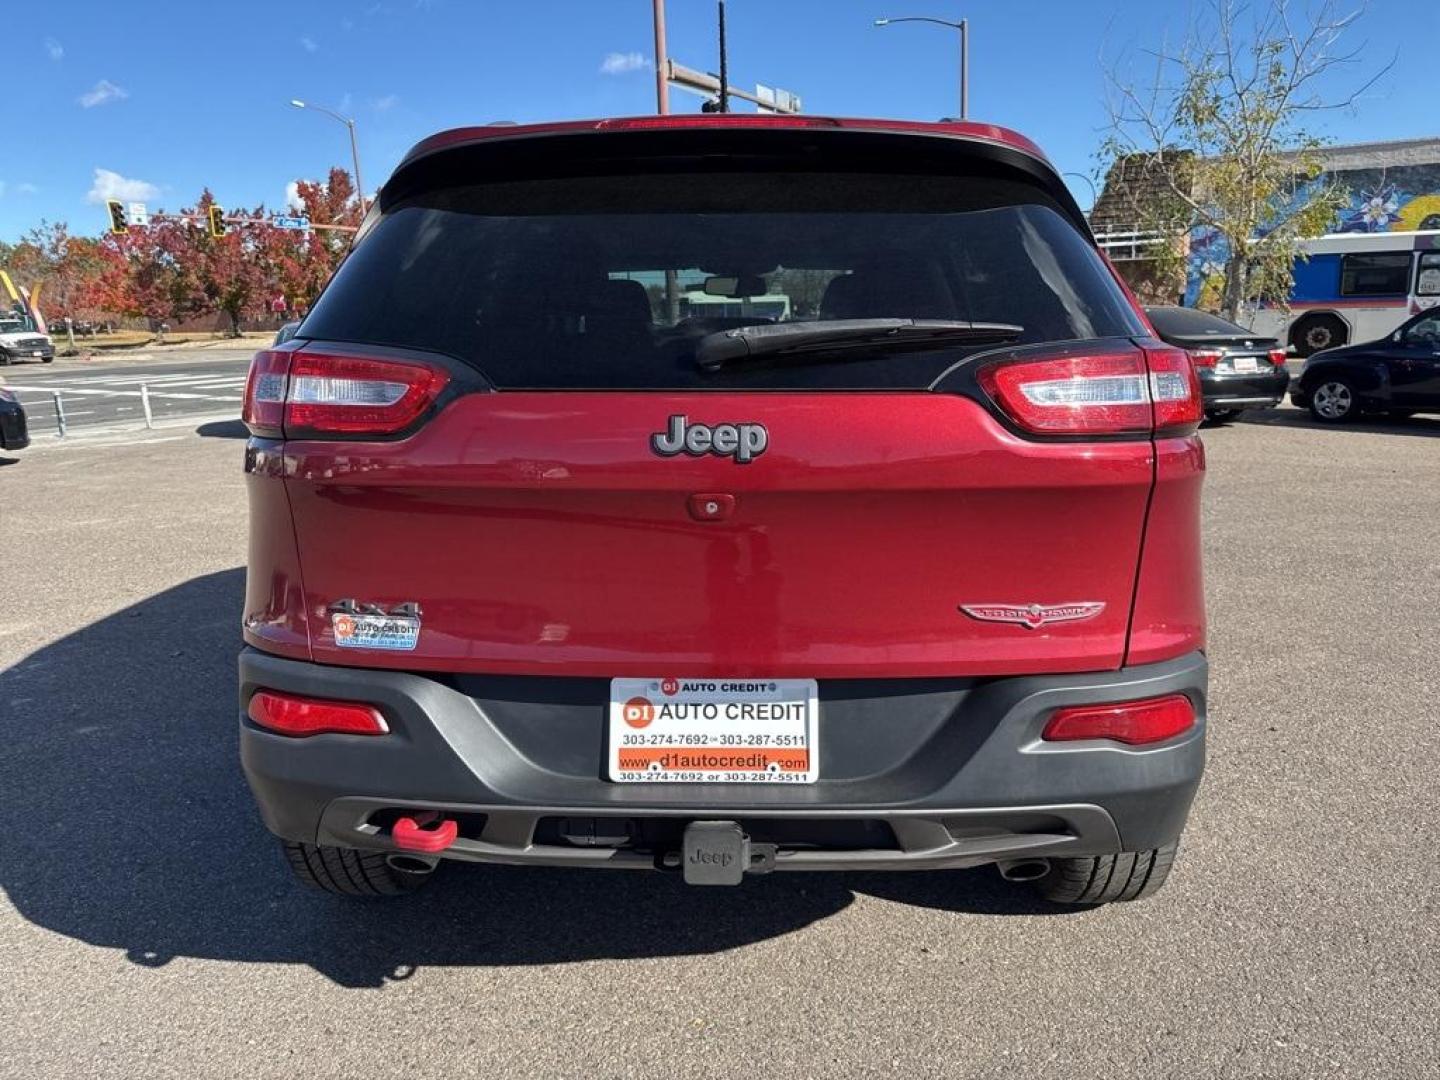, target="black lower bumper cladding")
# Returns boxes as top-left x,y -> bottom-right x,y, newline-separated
239,648 -> 1207,873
